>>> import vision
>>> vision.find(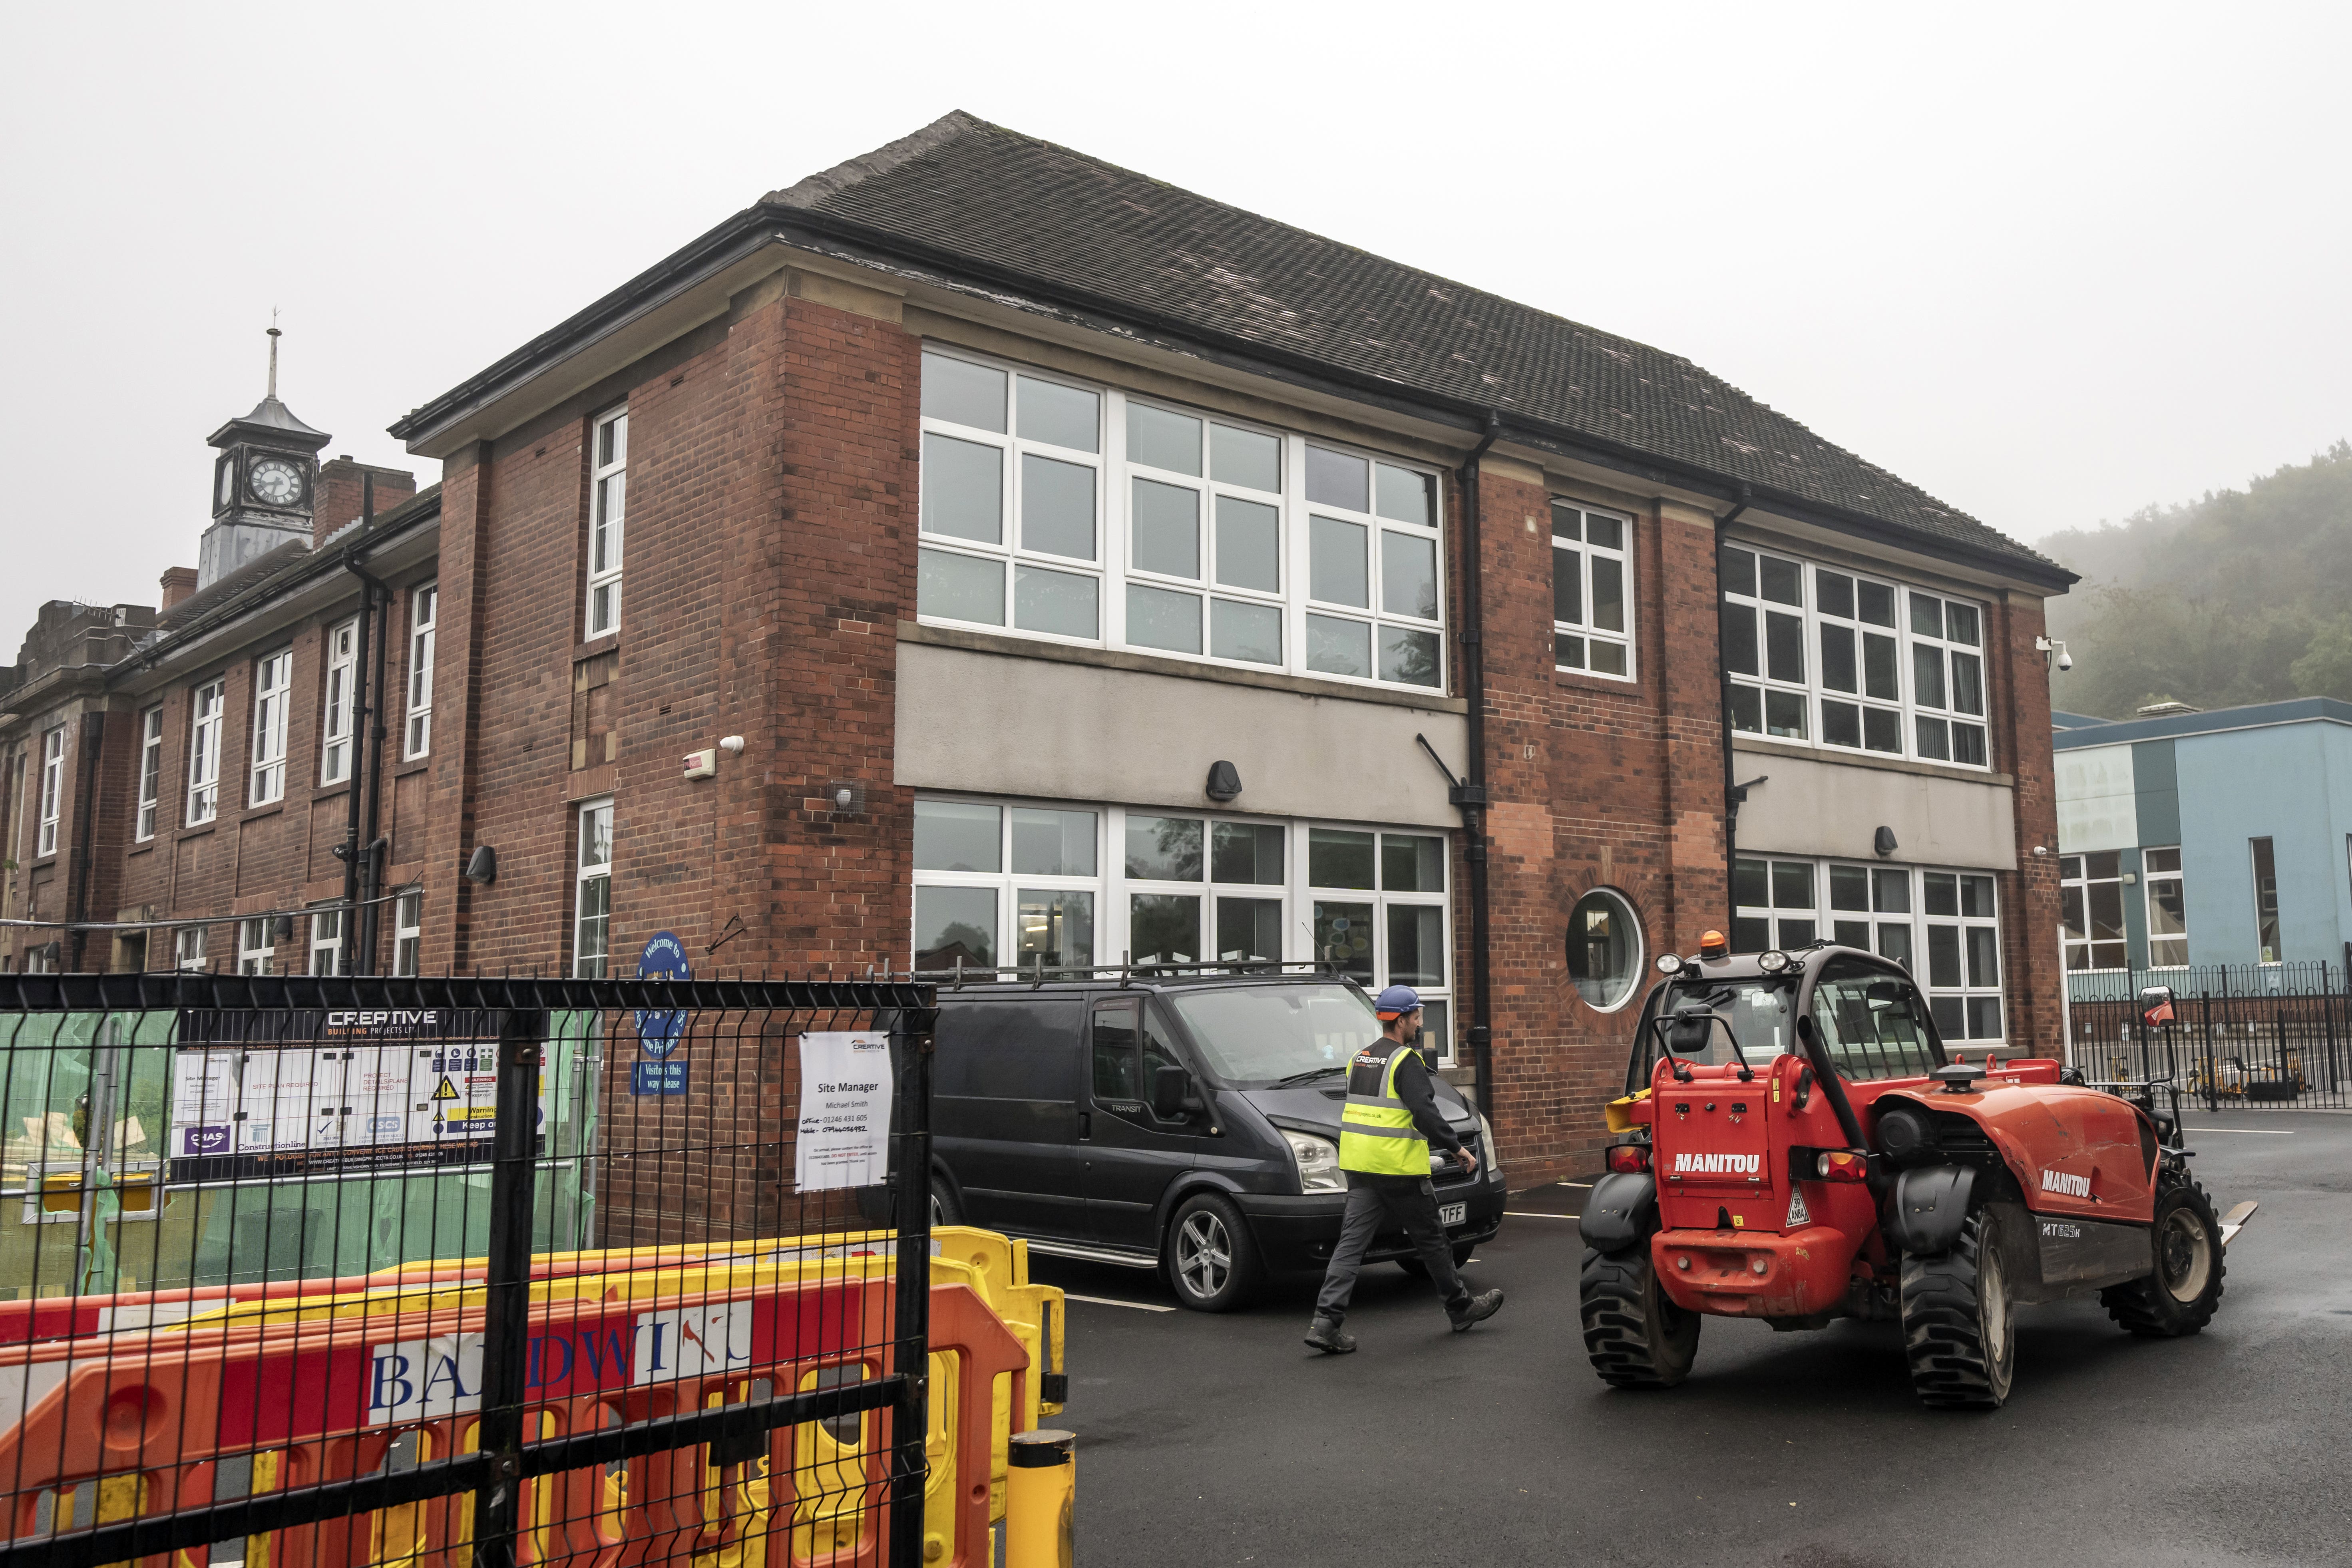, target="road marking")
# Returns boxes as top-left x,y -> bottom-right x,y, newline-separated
2183,1127 -> 2297,1135
1505,1212 -> 1583,1220
1558,1181 -> 1593,1188
1062,1292 -> 1176,1313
